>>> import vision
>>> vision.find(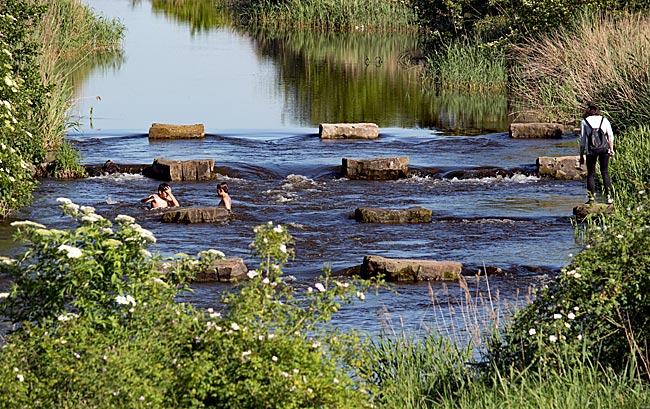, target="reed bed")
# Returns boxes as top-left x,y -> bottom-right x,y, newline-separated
32,0 -> 123,153
423,40 -> 508,91
234,0 -> 418,31
510,10 -> 650,128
